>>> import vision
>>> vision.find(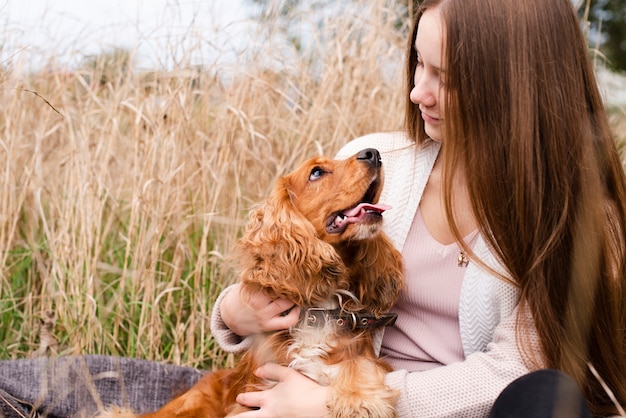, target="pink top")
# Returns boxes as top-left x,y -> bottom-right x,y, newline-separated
380,208 -> 478,371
